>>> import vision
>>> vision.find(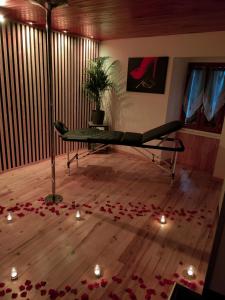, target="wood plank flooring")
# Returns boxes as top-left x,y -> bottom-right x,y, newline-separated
0,152 -> 222,300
